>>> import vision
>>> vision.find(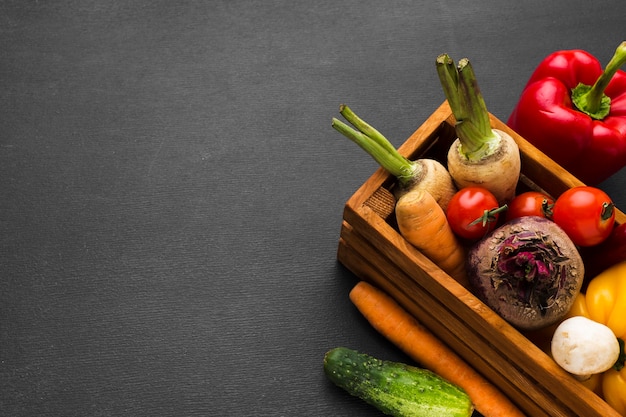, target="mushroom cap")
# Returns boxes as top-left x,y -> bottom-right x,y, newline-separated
551,316 -> 620,376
